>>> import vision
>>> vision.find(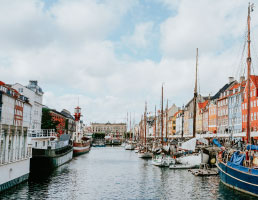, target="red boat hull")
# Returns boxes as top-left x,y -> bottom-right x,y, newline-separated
73,141 -> 91,156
